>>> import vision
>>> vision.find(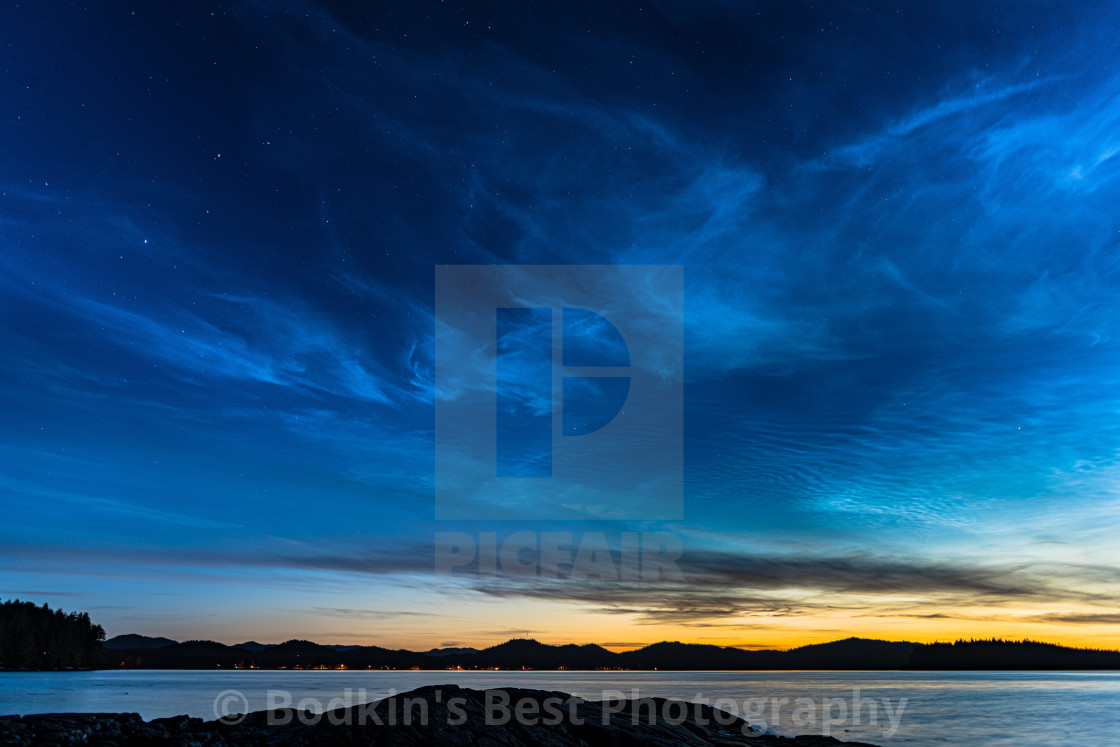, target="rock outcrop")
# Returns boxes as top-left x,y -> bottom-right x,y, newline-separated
0,684 -> 882,746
